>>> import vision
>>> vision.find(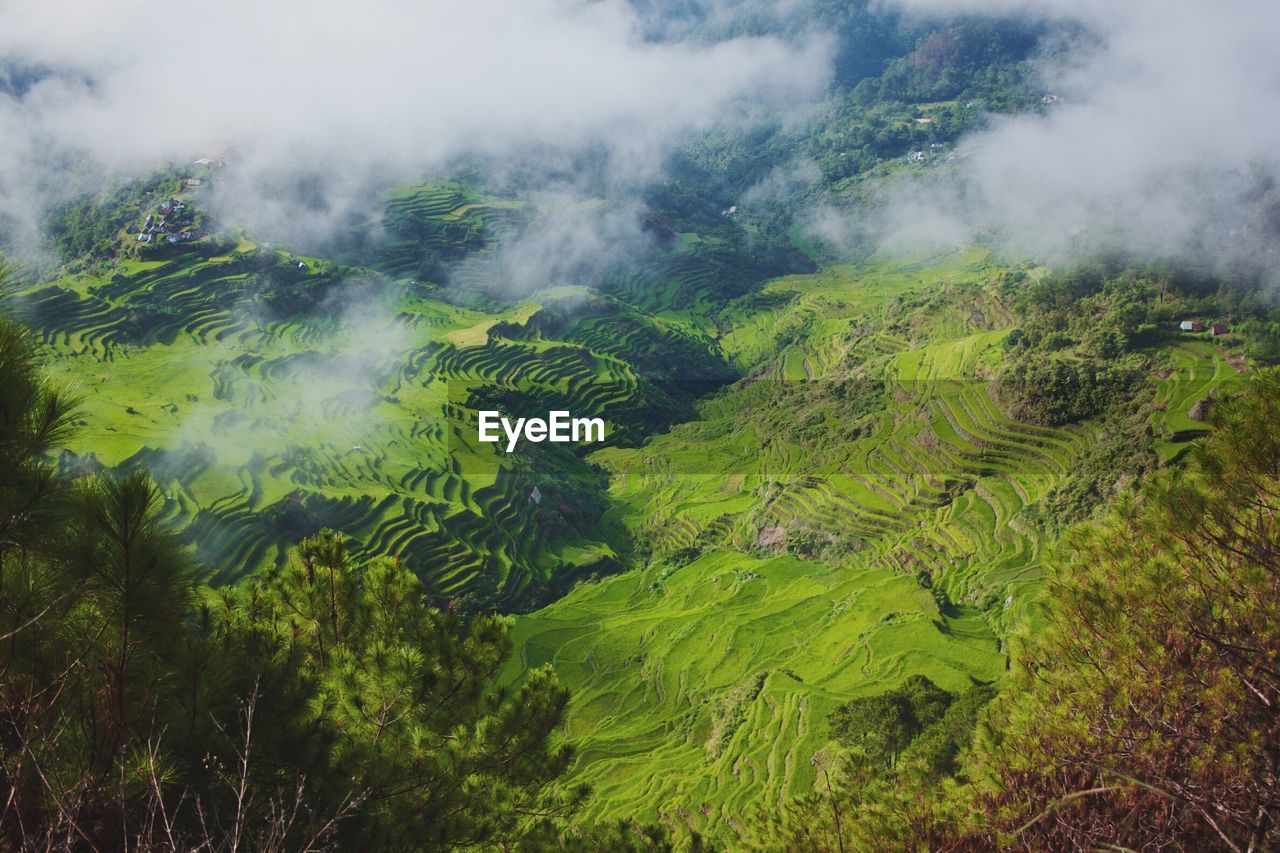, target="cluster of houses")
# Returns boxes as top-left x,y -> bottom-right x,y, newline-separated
134,198 -> 203,245
1180,320 -> 1229,336
128,153 -> 227,244
909,143 -> 948,163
